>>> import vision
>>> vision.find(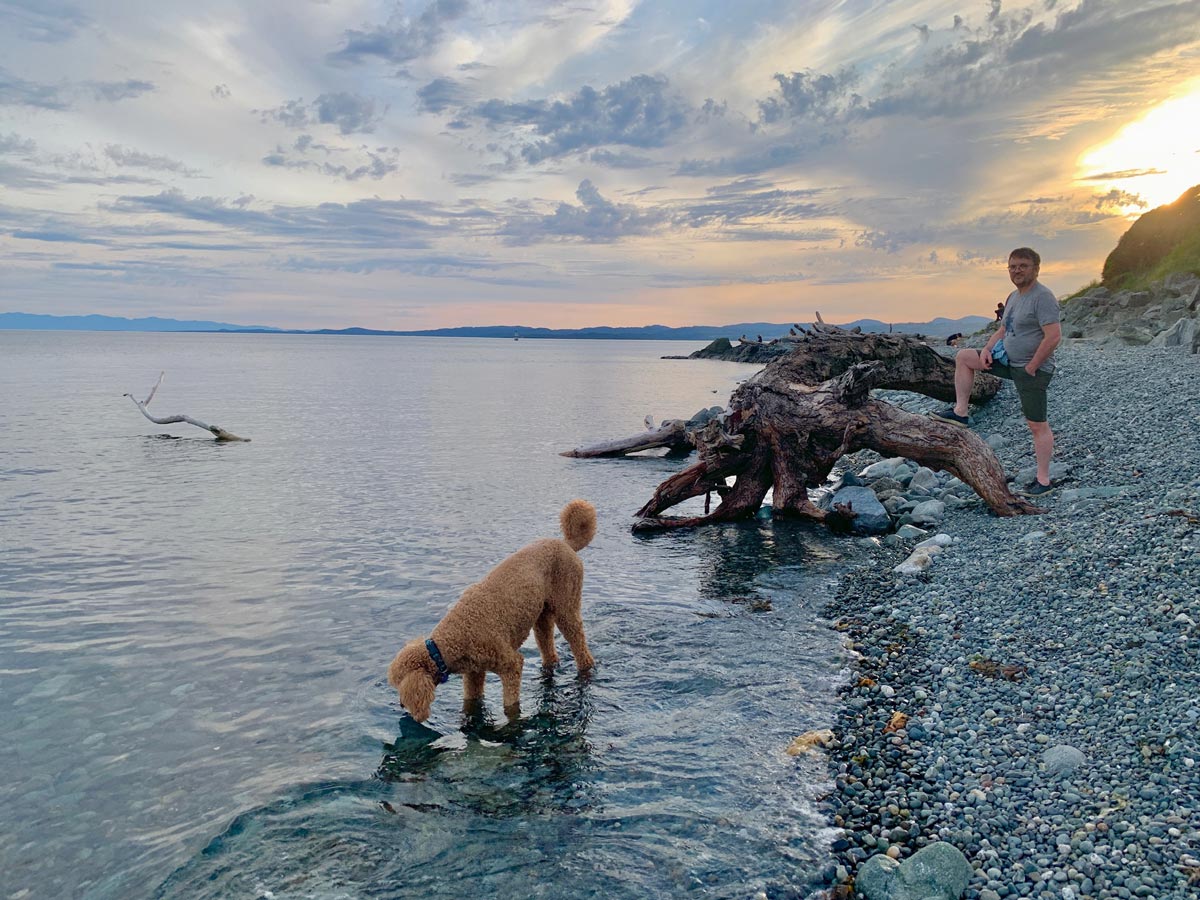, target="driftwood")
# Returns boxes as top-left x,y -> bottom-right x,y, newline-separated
630,358 -> 1037,531
123,372 -> 249,442
566,328 -> 1000,459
